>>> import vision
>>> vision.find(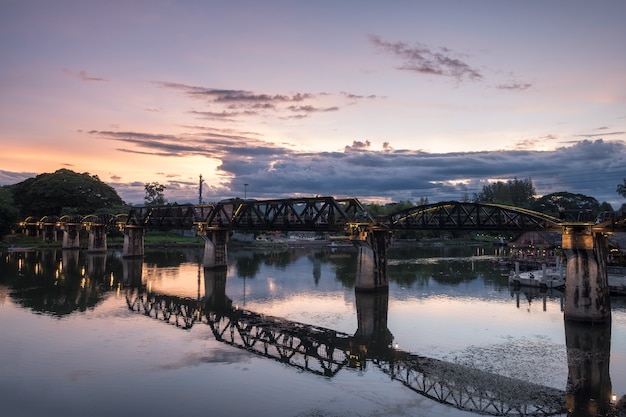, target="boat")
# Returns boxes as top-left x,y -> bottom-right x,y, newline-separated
7,246 -> 35,253
509,258 -> 565,289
